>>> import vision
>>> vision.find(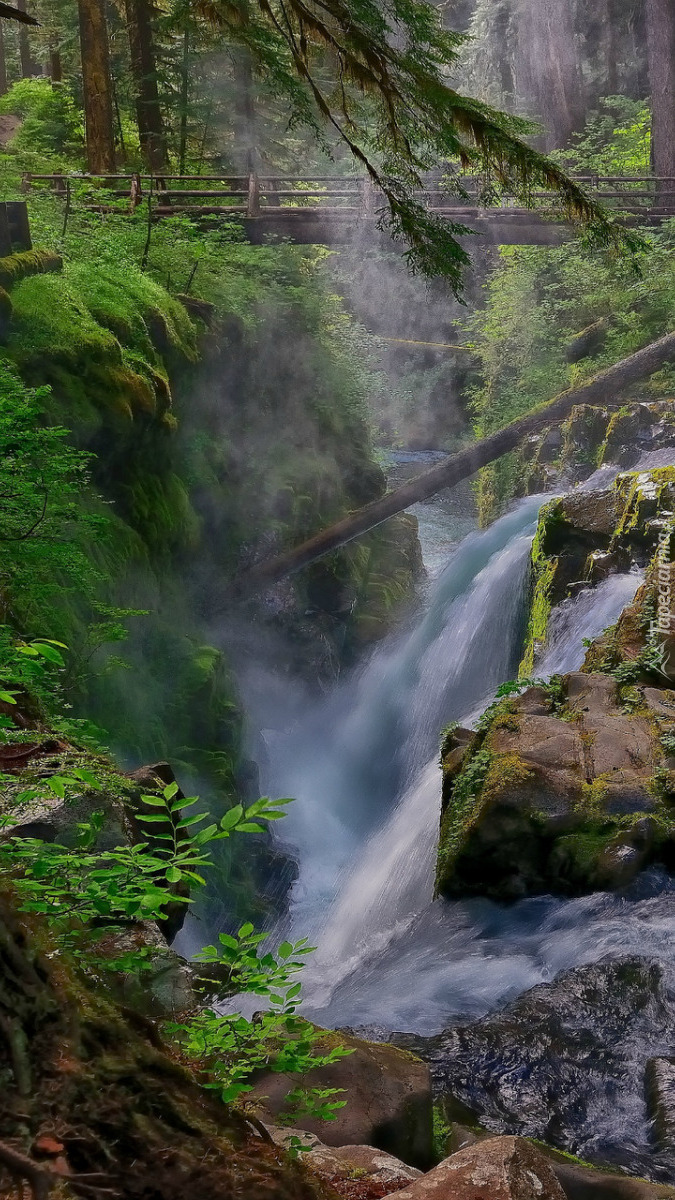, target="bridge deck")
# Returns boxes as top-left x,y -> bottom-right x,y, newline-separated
24,172 -> 675,247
